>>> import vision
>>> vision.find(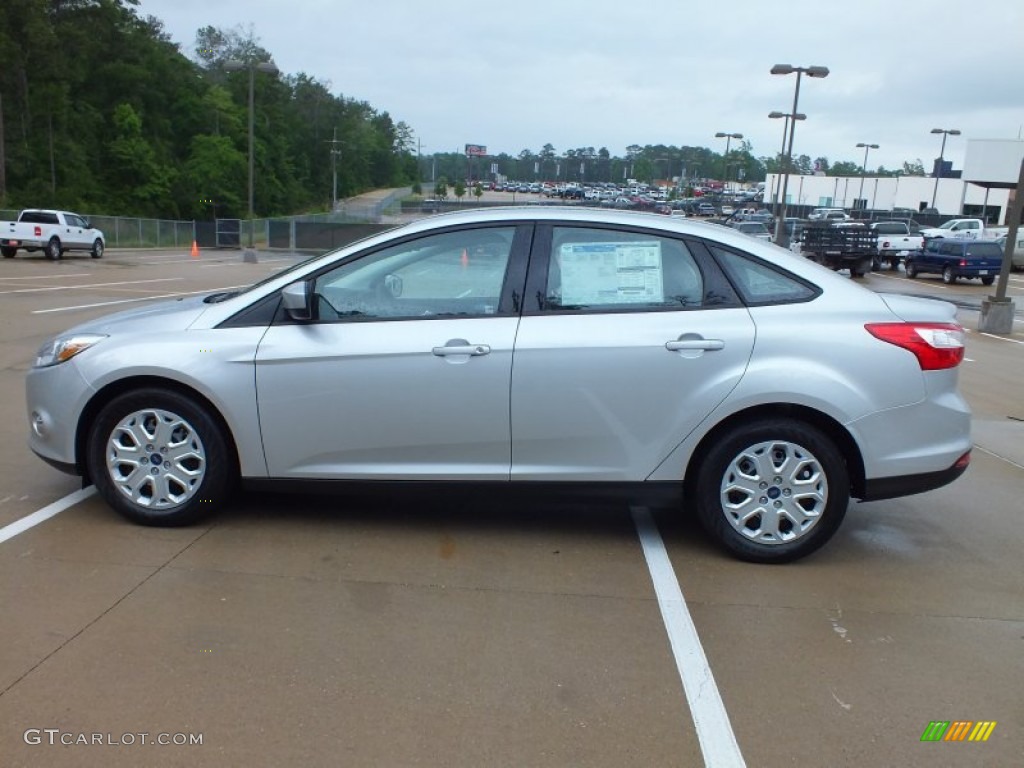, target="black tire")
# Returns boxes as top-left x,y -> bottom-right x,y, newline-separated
981,276 -> 994,286
942,266 -> 956,284
45,237 -> 61,260
91,238 -> 104,259
694,419 -> 850,563
87,388 -> 235,526
871,257 -> 881,272
1,246 -> 15,258
905,261 -> 918,278
850,269 -> 863,279
888,258 -> 899,271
